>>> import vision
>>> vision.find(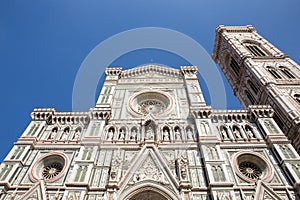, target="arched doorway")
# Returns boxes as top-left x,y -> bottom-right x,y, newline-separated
121,184 -> 179,200
129,190 -> 168,200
